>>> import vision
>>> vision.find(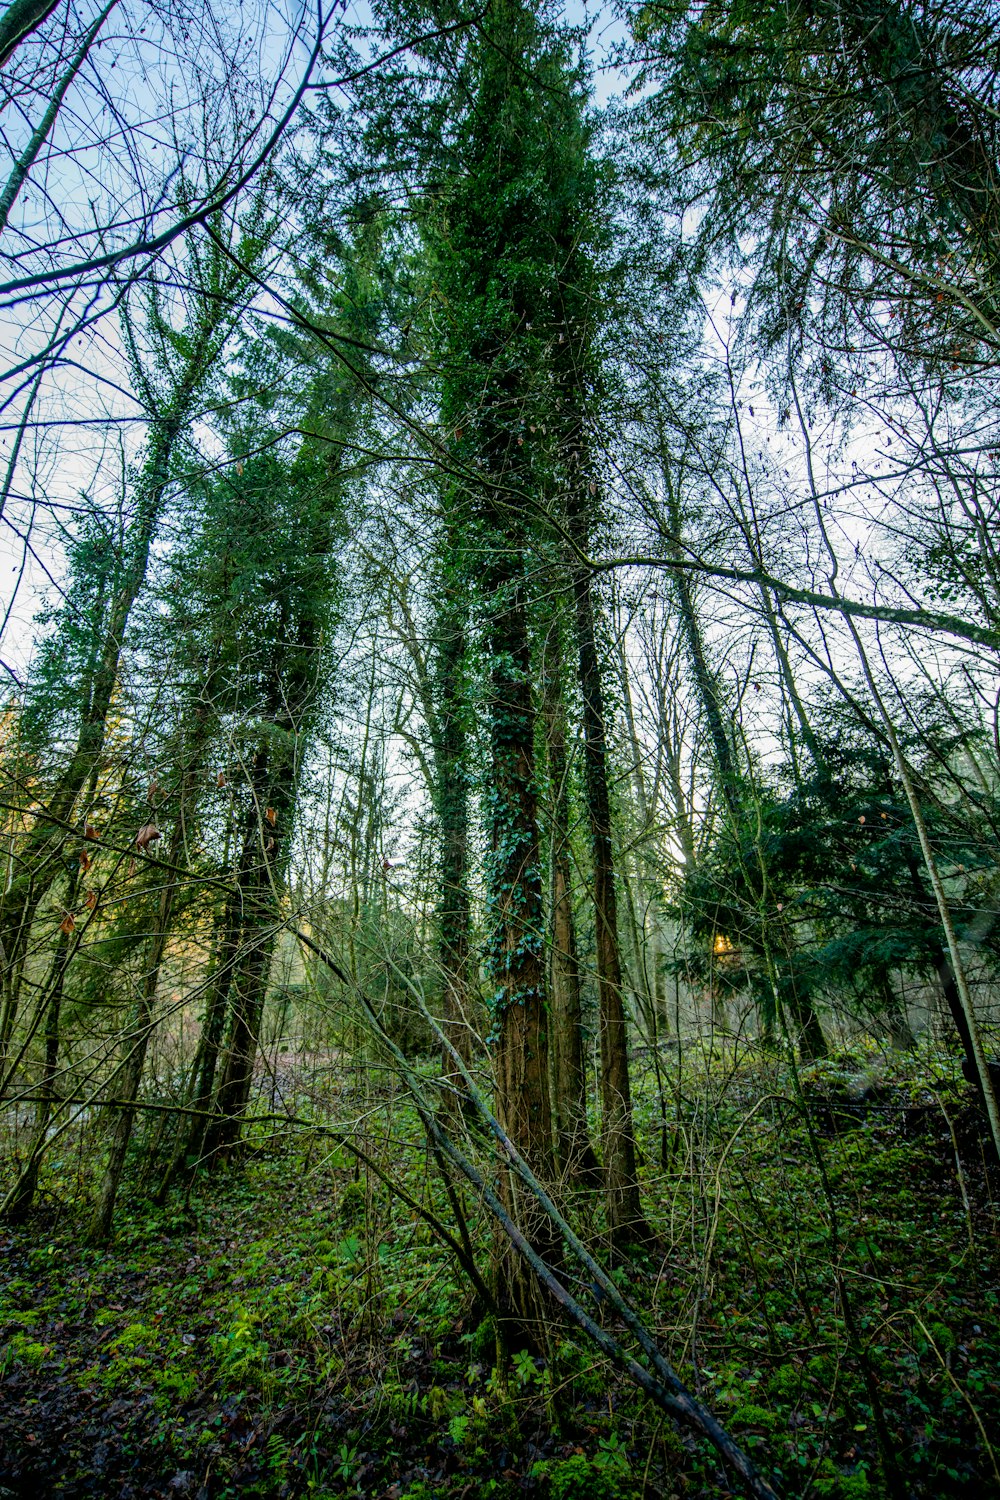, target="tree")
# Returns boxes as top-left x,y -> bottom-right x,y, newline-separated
0,223 -> 258,1083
